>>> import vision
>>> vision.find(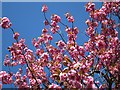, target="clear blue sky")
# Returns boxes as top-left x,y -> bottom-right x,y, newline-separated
2,2 -> 102,88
